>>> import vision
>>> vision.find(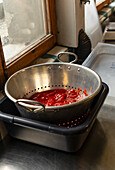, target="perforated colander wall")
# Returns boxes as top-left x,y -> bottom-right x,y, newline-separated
23,84 -> 77,98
